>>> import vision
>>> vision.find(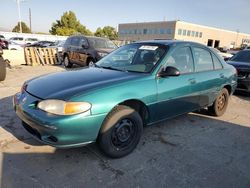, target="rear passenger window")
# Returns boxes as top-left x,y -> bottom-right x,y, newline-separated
212,53 -> 223,69
193,47 -> 213,72
165,47 -> 194,74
